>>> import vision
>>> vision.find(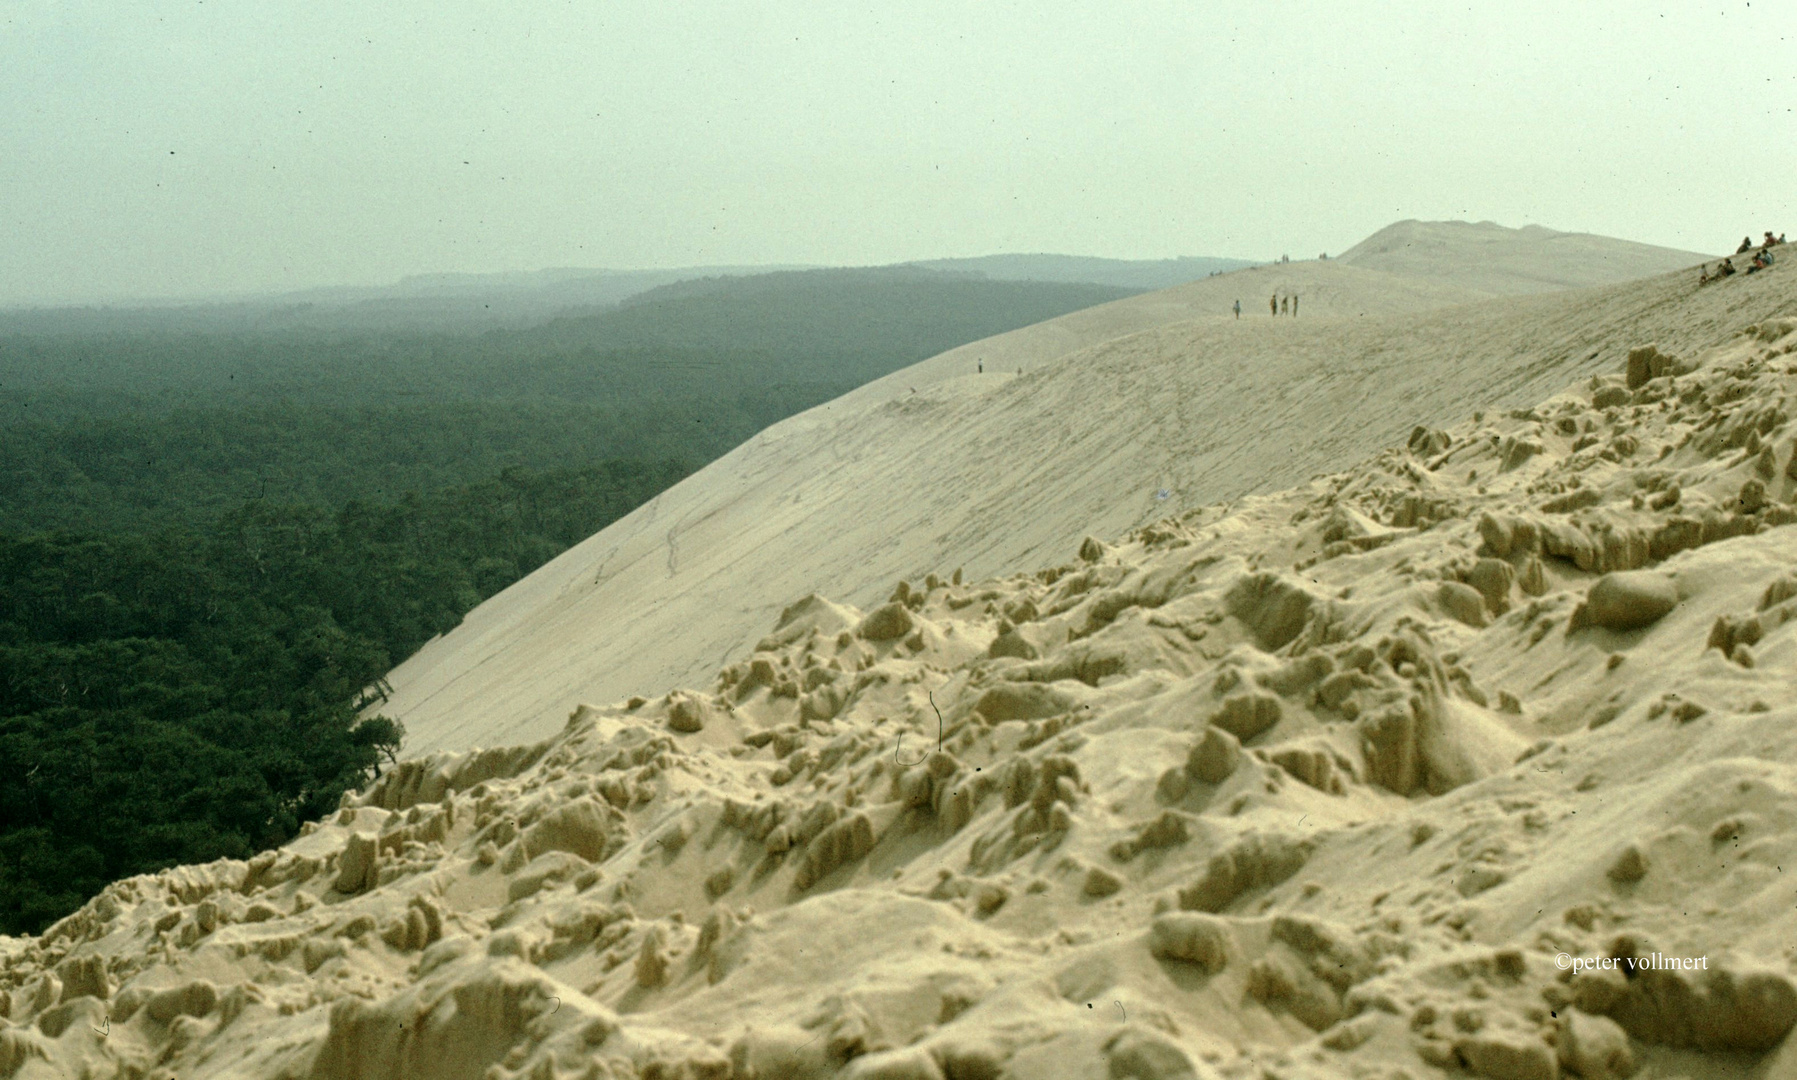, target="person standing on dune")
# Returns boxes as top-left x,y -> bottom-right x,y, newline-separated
1270,293 -> 1277,317
1292,294 -> 1298,318
1233,300 -> 1241,319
